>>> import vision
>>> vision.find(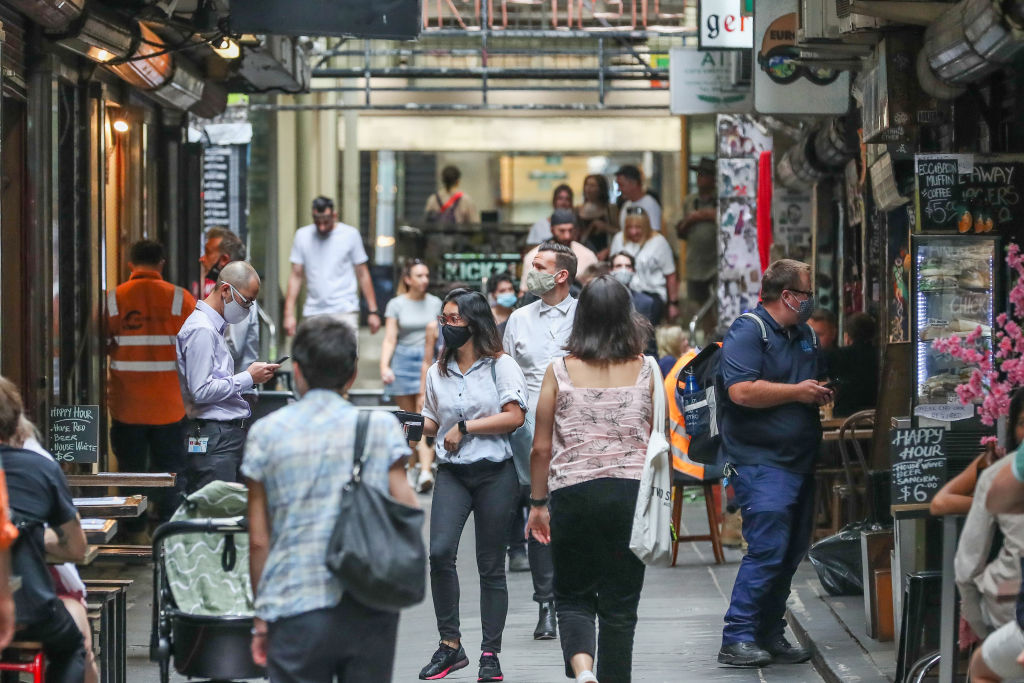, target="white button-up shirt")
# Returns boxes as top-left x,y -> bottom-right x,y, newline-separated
176,301 -> 254,420
502,294 -> 578,410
